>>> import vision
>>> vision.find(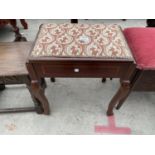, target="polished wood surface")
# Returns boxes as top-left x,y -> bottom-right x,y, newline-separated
0,42 -> 32,76
32,61 -> 133,78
